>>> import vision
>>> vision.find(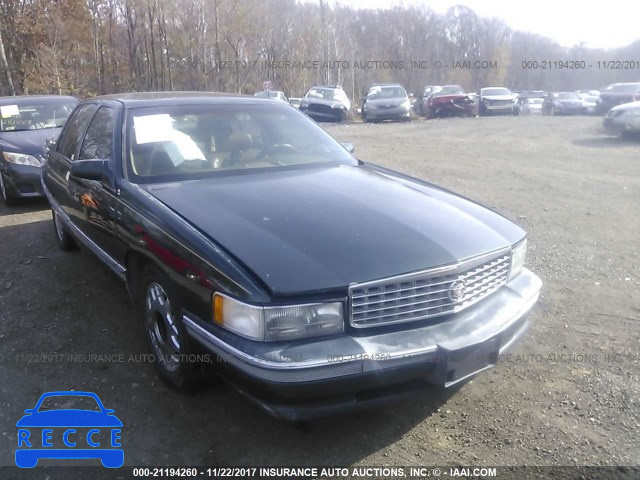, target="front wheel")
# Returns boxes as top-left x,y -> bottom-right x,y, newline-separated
141,264 -> 198,391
